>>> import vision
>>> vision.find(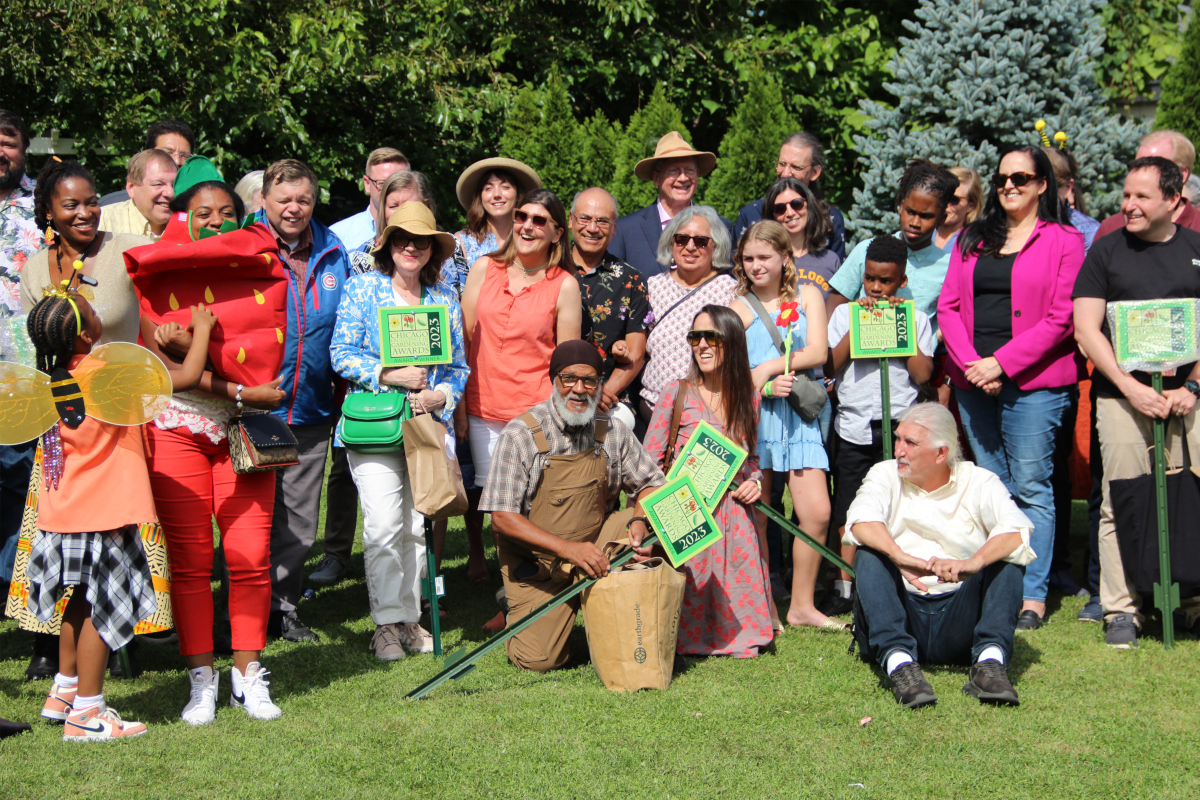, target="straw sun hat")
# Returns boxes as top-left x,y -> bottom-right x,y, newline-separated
371,202 -> 454,259
455,157 -> 543,210
633,131 -> 717,181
